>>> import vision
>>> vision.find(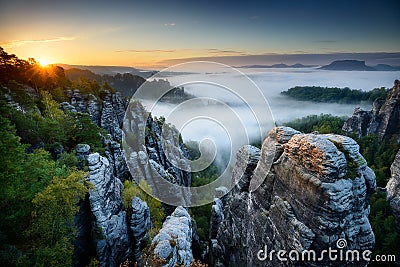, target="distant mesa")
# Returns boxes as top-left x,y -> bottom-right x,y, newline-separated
319,60 -> 400,71
373,64 -> 400,71
240,63 -> 315,68
319,60 -> 375,71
